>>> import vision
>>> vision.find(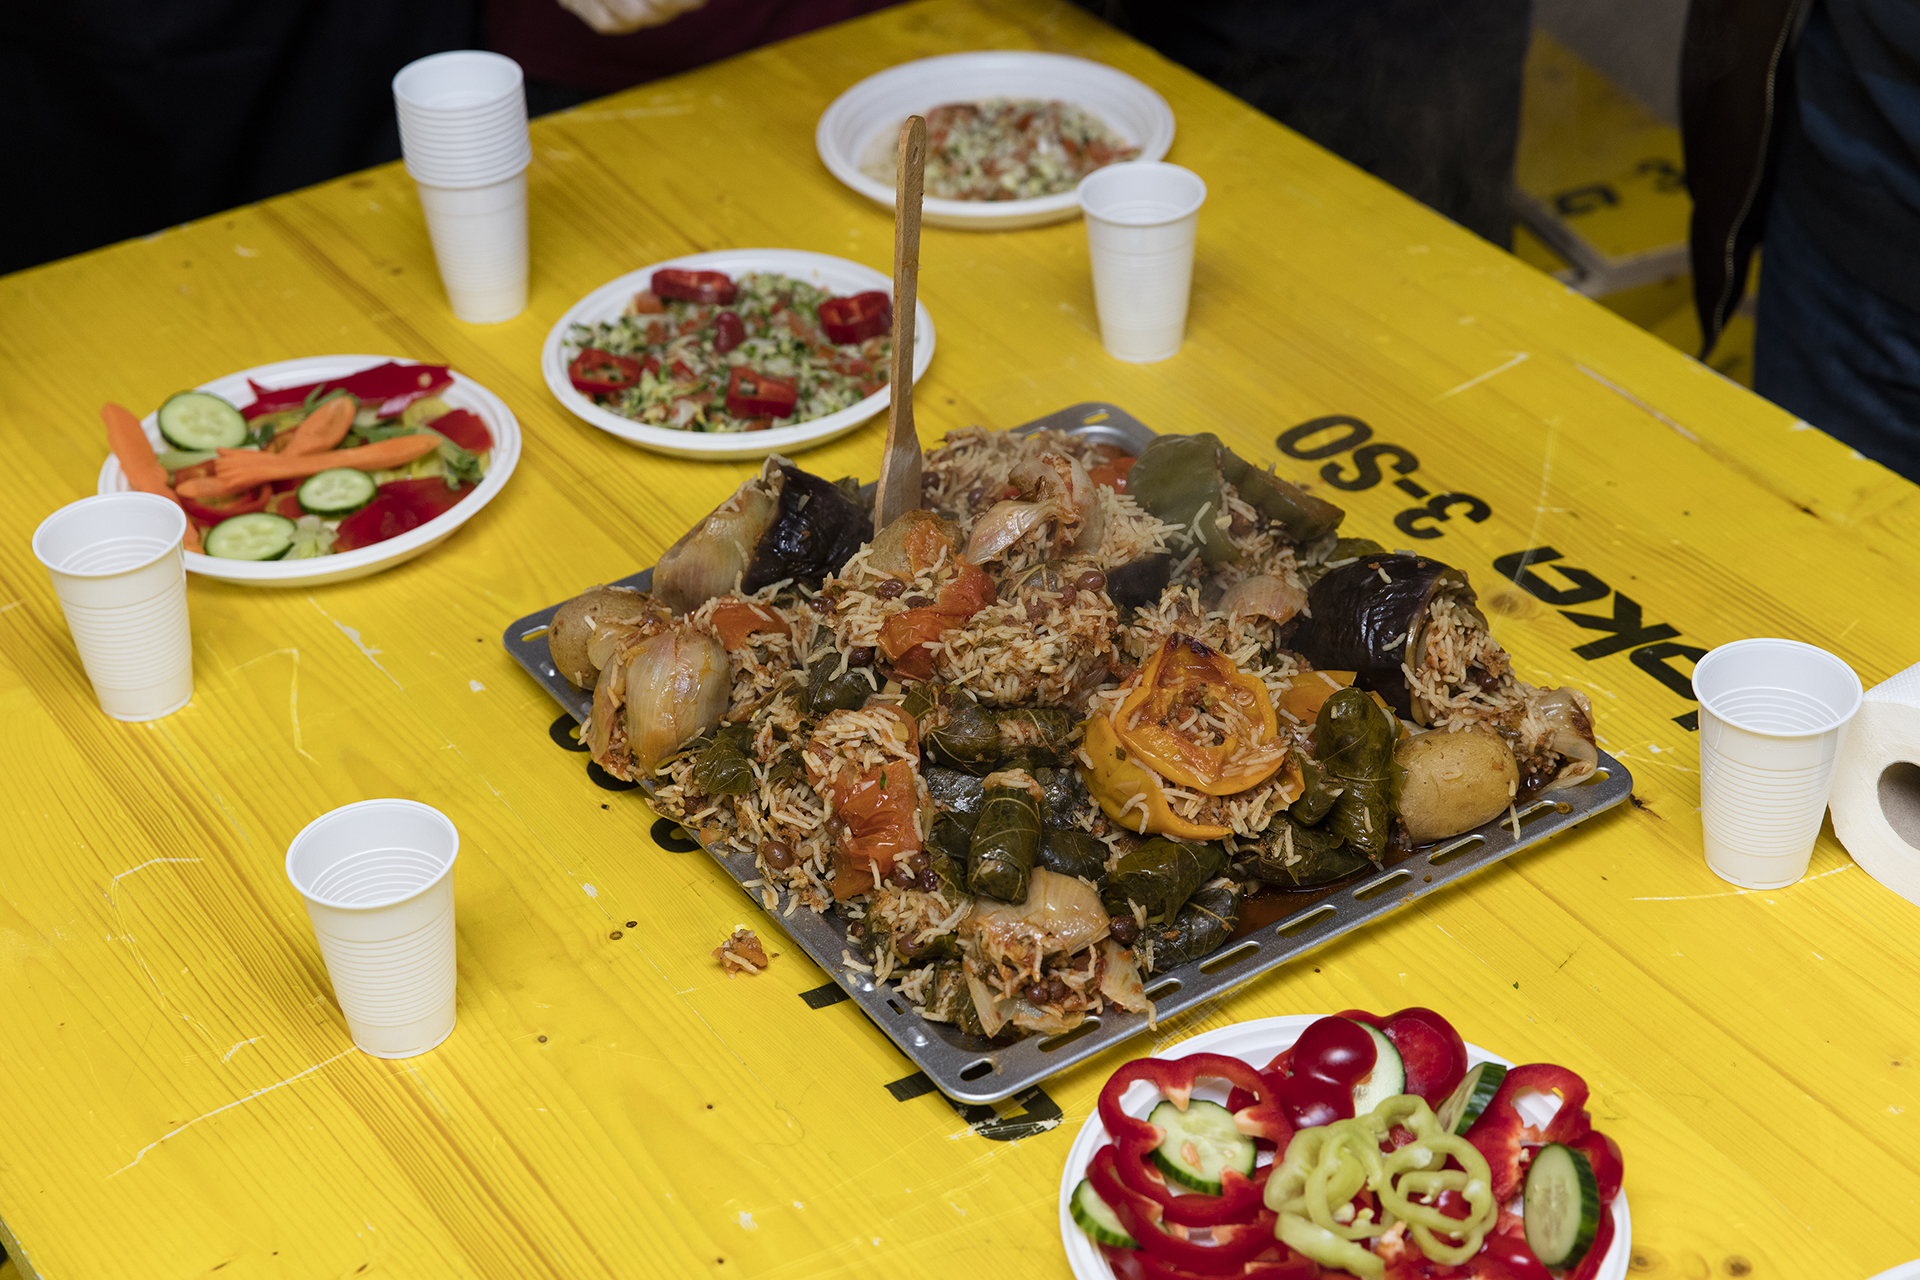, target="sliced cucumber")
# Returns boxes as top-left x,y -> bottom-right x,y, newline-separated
1523,1142 -> 1602,1269
1147,1099 -> 1255,1194
157,391 -> 247,450
297,468 -> 376,516
1069,1178 -> 1137,1249
1349,1022 -> 1407,1117
204,512 -> 296,561
1437,1061 -> 1508,1136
